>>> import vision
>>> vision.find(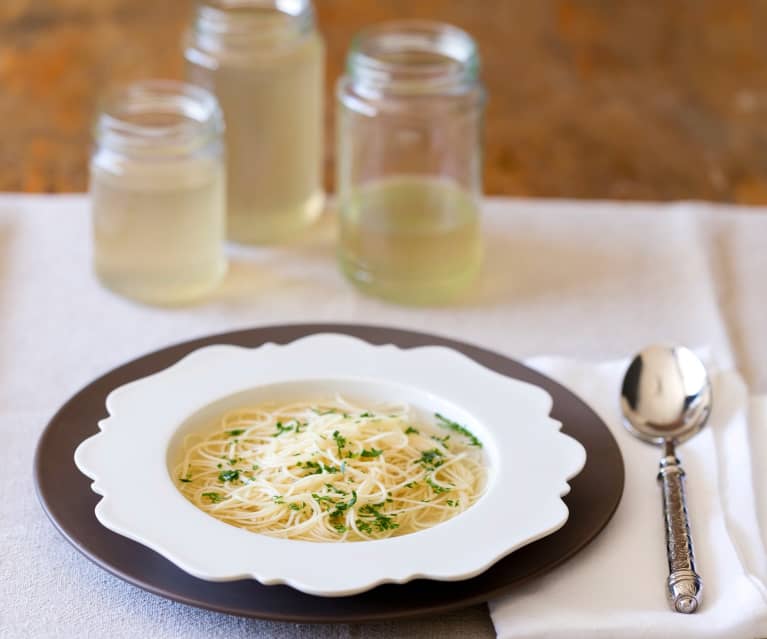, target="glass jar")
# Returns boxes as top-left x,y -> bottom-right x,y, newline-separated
90,80 -> 226,305
336,21 -> 485,305
185,0 -> 324,244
